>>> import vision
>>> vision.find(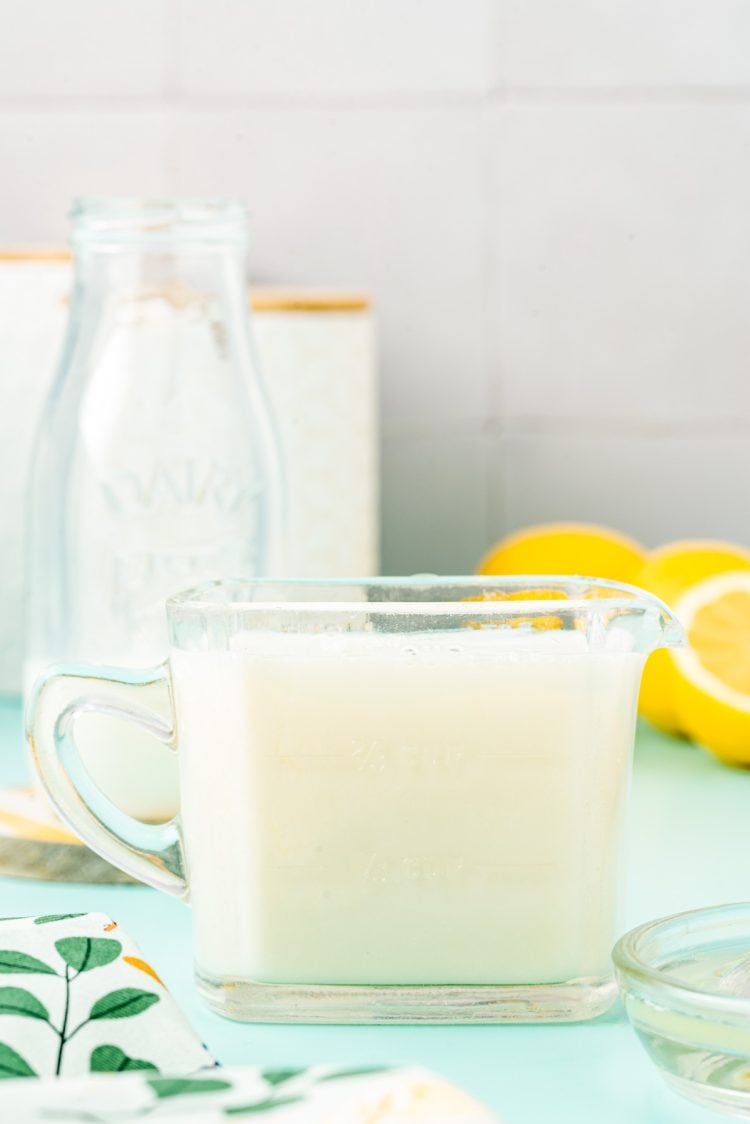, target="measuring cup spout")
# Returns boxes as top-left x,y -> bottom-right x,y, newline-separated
633,590 -> 685,654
